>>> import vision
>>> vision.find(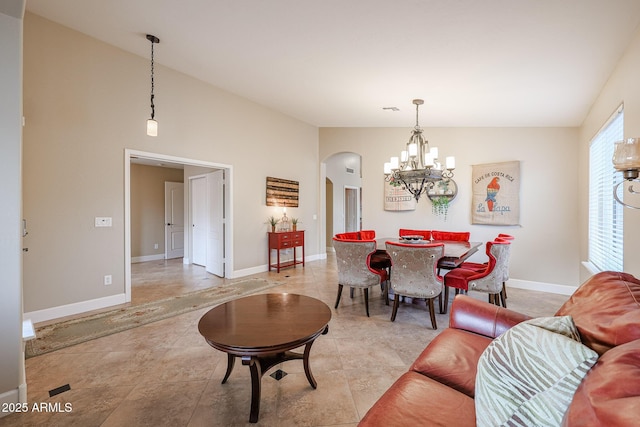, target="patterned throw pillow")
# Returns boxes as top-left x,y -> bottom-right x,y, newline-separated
475,316 -> 599,427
